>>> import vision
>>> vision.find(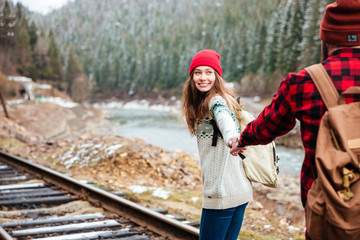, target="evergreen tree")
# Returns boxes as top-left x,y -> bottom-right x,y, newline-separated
48,30 -> 64,86
0,0 -> 15,40
32,29 -> 51,80
16,22 -> 32,75
13,3 -> 33,76
285,0 -> 304,72
263,4 -> 282,75
0,1 -> 16,73
276,0 -> 293,71
66,44 -> 90,102
27,22 -> 38,50
66,44 -> 82,88
298,0 -> 322,68
246,21 -> 267,74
